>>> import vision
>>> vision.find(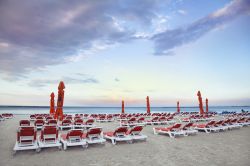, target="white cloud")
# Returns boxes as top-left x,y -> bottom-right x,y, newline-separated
152,0 -> 250,55
0,42 -> 9,48
177,10 -> 187,15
